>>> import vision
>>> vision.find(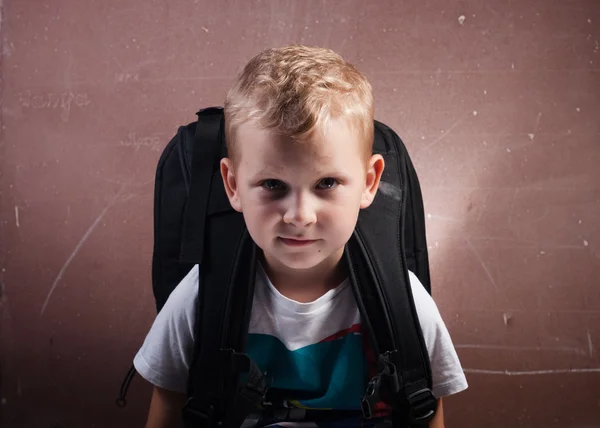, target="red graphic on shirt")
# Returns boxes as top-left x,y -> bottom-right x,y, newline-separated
319,323 -> 362,343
